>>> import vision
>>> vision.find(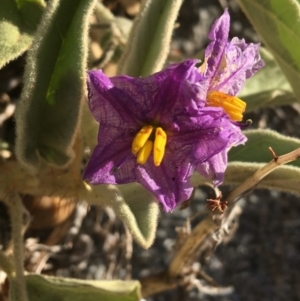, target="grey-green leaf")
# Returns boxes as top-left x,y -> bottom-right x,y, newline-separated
239,48 -> 297,111
225,162 -> 300,196
10,274 -> 141,301
236,0 -> 300,100
118,0 -> 183,77
191,162 -> 300,196
84,182 -> 160,249
15,0 -> 97,170
0,0 -> 45,69
228,129 -> 300,168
